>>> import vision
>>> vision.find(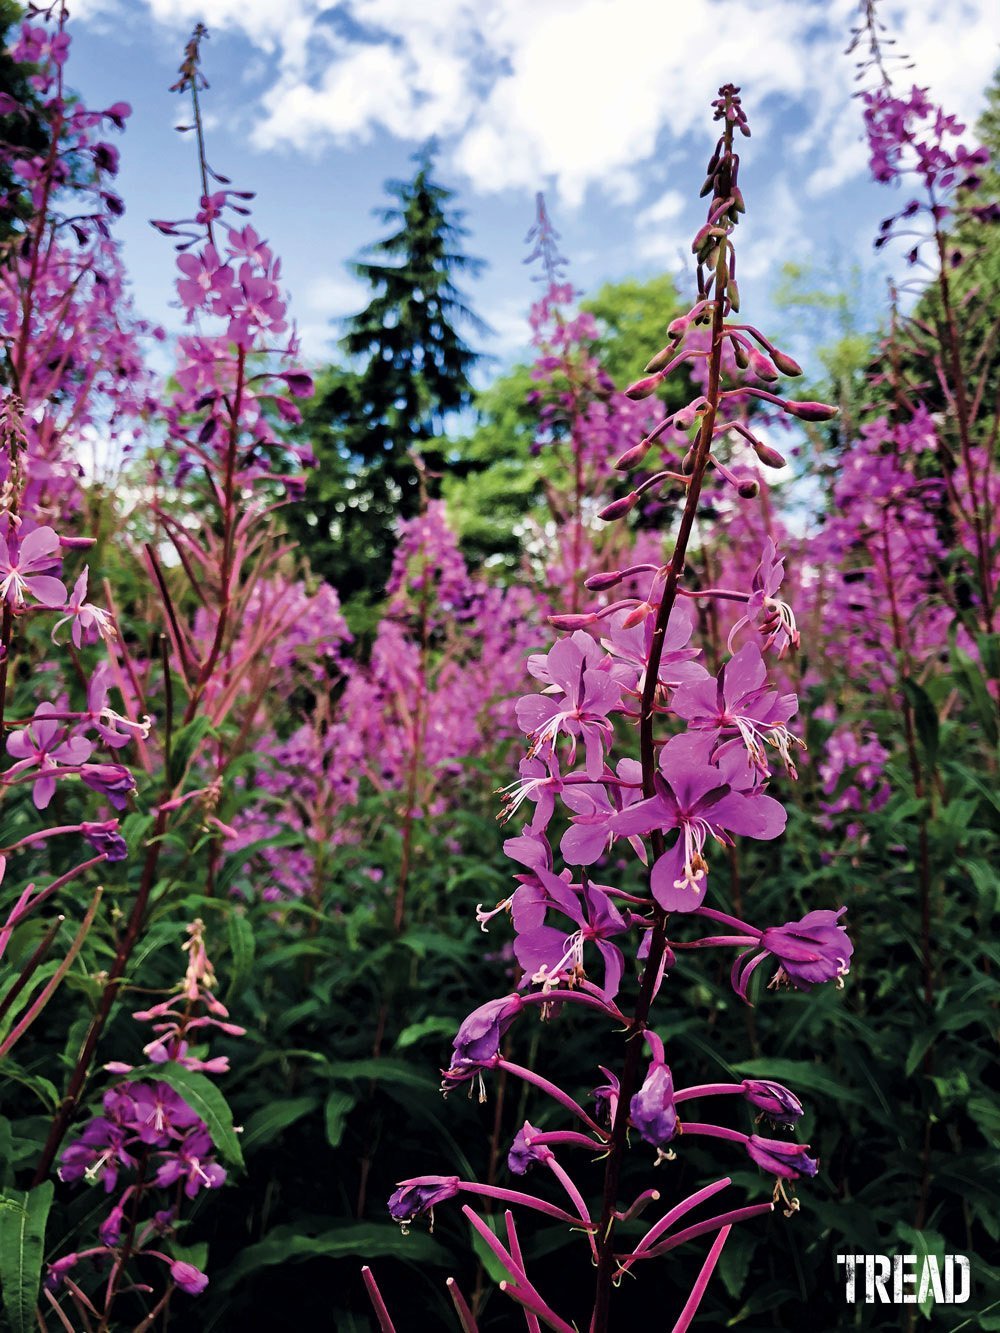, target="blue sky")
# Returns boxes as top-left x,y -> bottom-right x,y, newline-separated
68,0 -> 999,377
